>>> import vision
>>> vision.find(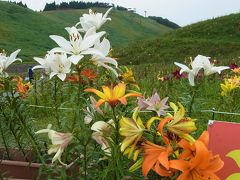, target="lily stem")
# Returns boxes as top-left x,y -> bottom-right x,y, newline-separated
112,107 -> 119,144
71,67 -> 82,132
77,67 -> 82,106
111,107 -> 121,179
34,79 -> 38,106
15,109 -> 45,164
1,104 -> 28,160
0,120 -> 10,160
188,87 -> 196,117
83,137 -> 91,180
84,144 -> 87,180
54,77 -> 57,104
